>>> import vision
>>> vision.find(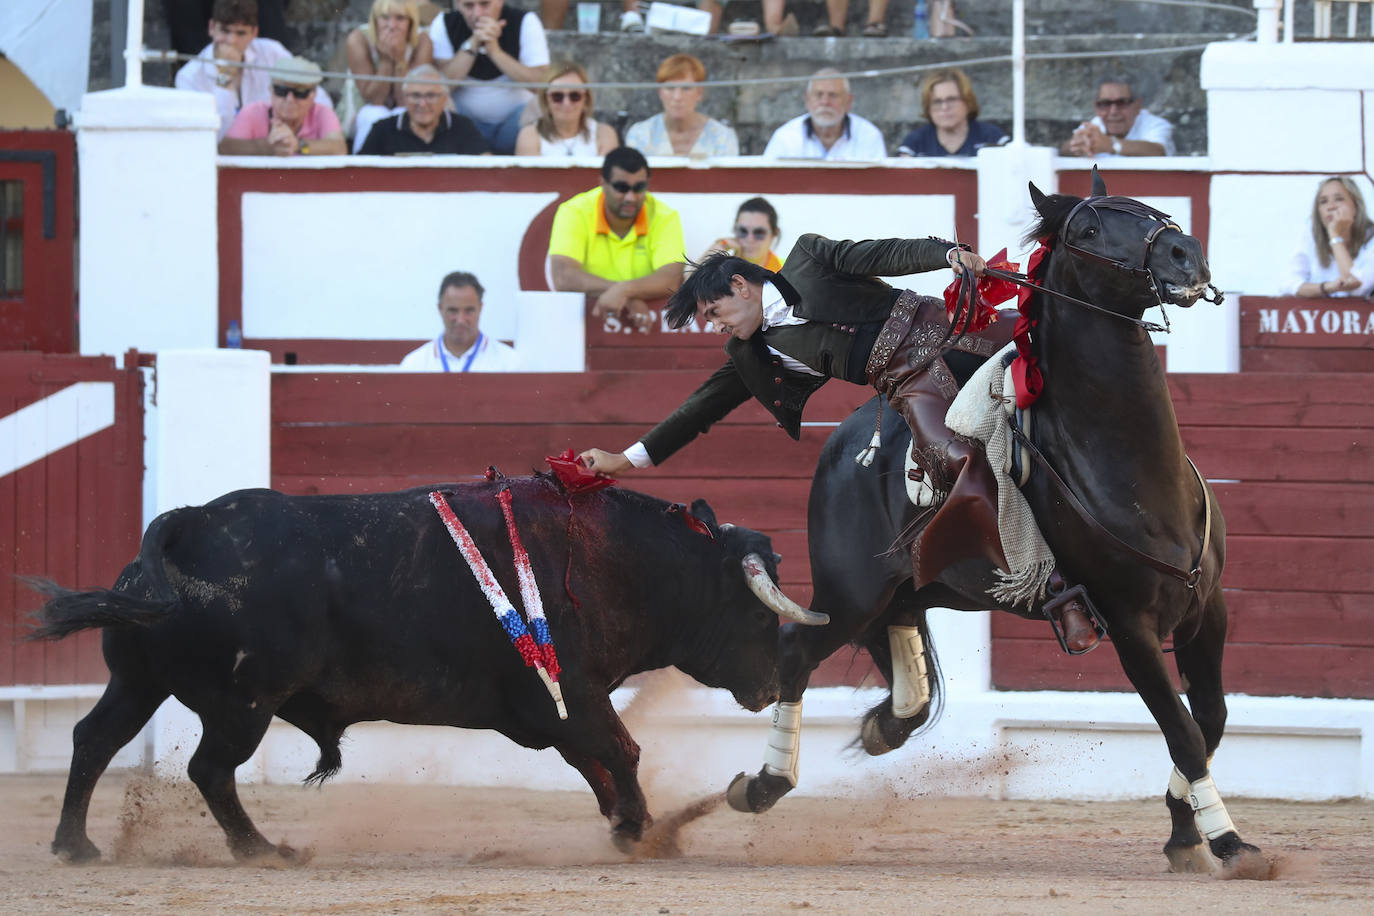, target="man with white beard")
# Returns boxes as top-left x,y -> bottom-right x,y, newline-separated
761,68 -> 888,161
